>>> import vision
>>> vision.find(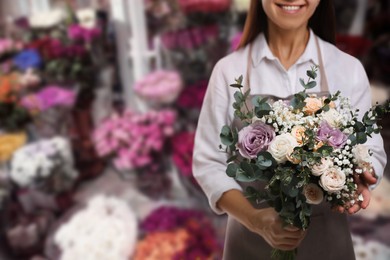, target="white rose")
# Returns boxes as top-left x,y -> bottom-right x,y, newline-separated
303,183 -> 324,205
268,133 -> 298,163
29,9 -> 66,28
310,157 -> 333,176
321,108 -> 342,127
319,167 -> 346,193
352,144 -> 371,165
76,9 -> 97,29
